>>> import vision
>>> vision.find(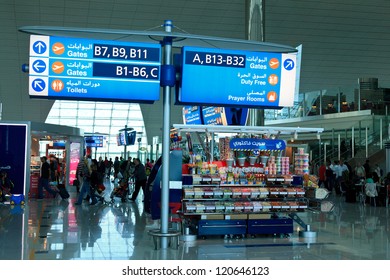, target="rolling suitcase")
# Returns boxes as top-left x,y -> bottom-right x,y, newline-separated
58,184 -> 70,199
